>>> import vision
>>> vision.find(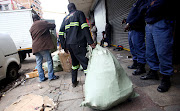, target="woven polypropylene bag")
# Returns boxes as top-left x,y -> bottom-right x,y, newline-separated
81,45 -> 135,110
